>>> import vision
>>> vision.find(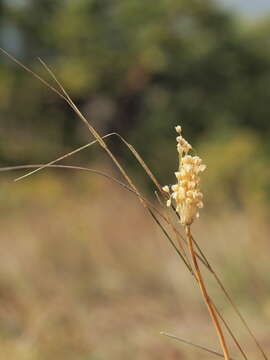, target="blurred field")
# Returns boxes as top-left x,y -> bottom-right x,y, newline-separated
0,168 -> 269,360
